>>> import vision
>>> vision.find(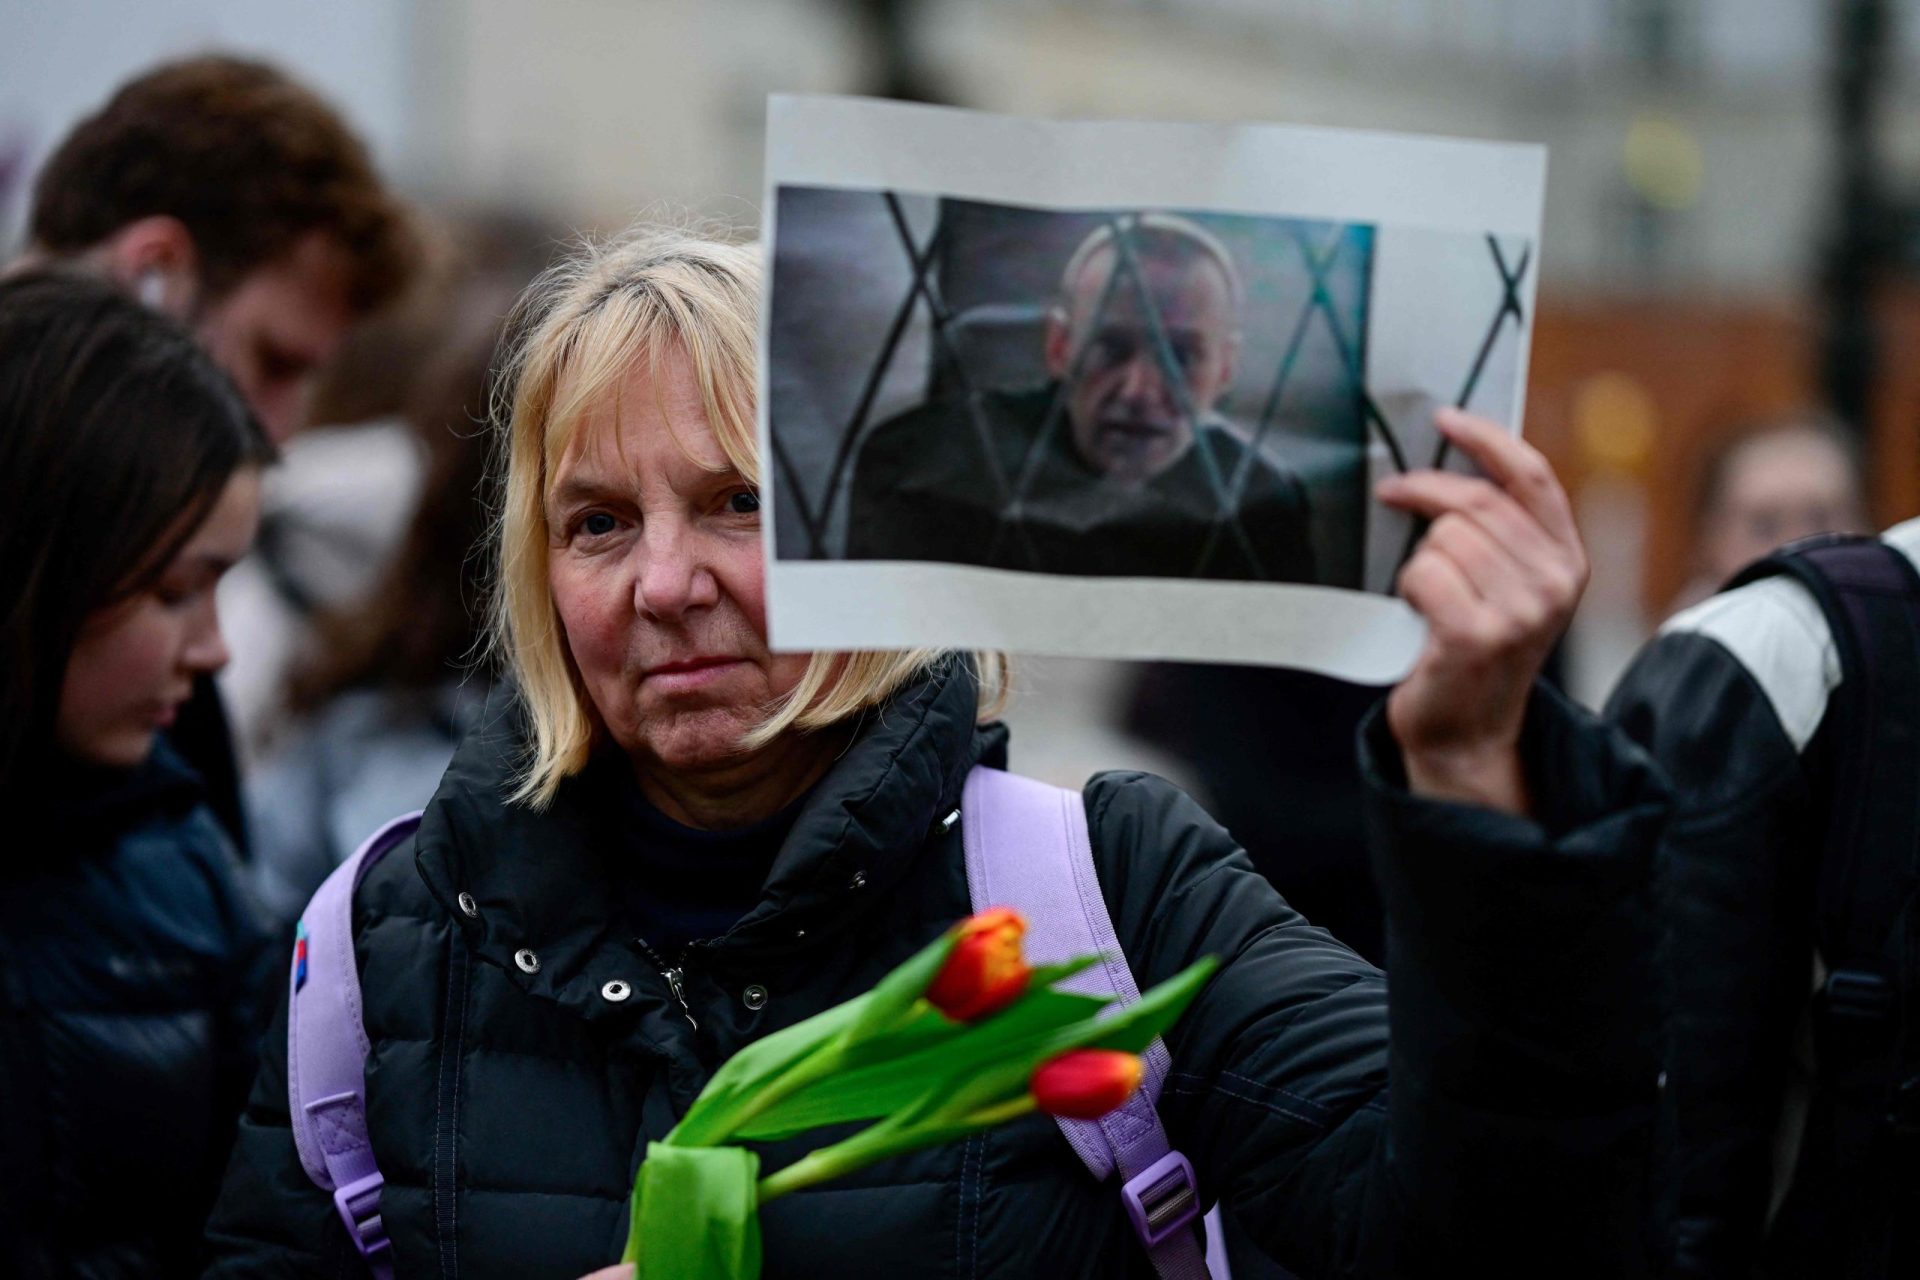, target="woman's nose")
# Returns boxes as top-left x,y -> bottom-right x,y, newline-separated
633,524 -> 718,619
